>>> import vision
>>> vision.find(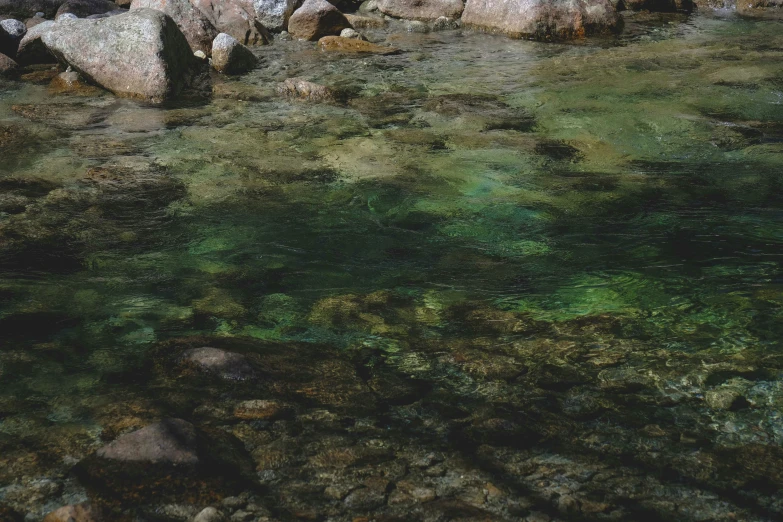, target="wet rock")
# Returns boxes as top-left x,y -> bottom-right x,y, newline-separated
0,18 -> 24,57
42,503 -> 99,522
288,0 -> 349,41
376,0 -> 463,20
49,67 -> 102,94
74,418 -> 256,506
193,507 -> 228,522
252,0 -> 297,30
432,14 -> 458,29
130,0 -> 218,54
737,0 -> 783,17
317,35 -> 399,54
56,0 -> 120,18
233,399 -> 290,420
343,486 -> 387,510
180,346 -> 255,381
276,77 -> 335,102
211,32 -> 256,74
191,0 -> 270,46
42,9 -> 197,102
344,12 -> 386,27
15,19 -> 54,64
0,50 -> 17,75
705,387 -> 747,410
461,0 -> 622,40
422,93 -> 534,131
